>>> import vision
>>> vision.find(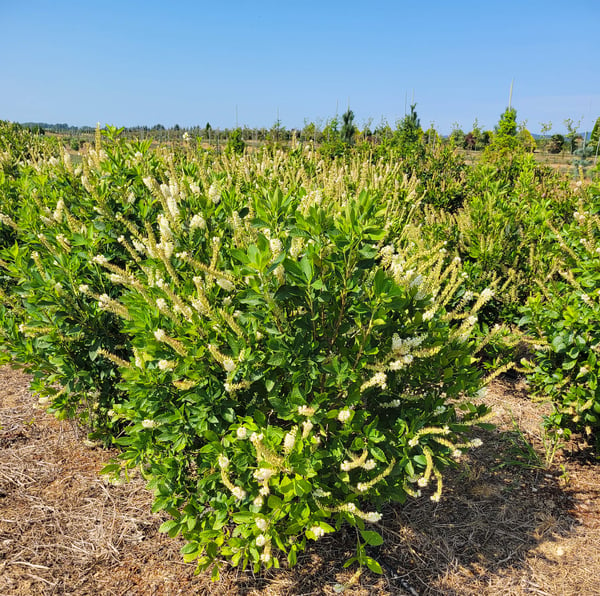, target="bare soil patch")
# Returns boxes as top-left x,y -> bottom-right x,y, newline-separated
1,366 -> 599,595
